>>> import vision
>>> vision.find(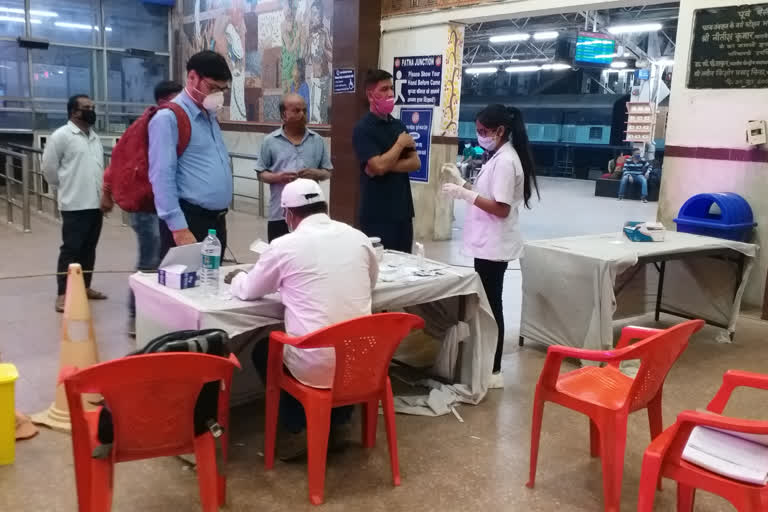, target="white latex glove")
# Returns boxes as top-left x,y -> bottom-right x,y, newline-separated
442,183 -> 479,204
441,163 -> 466,187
